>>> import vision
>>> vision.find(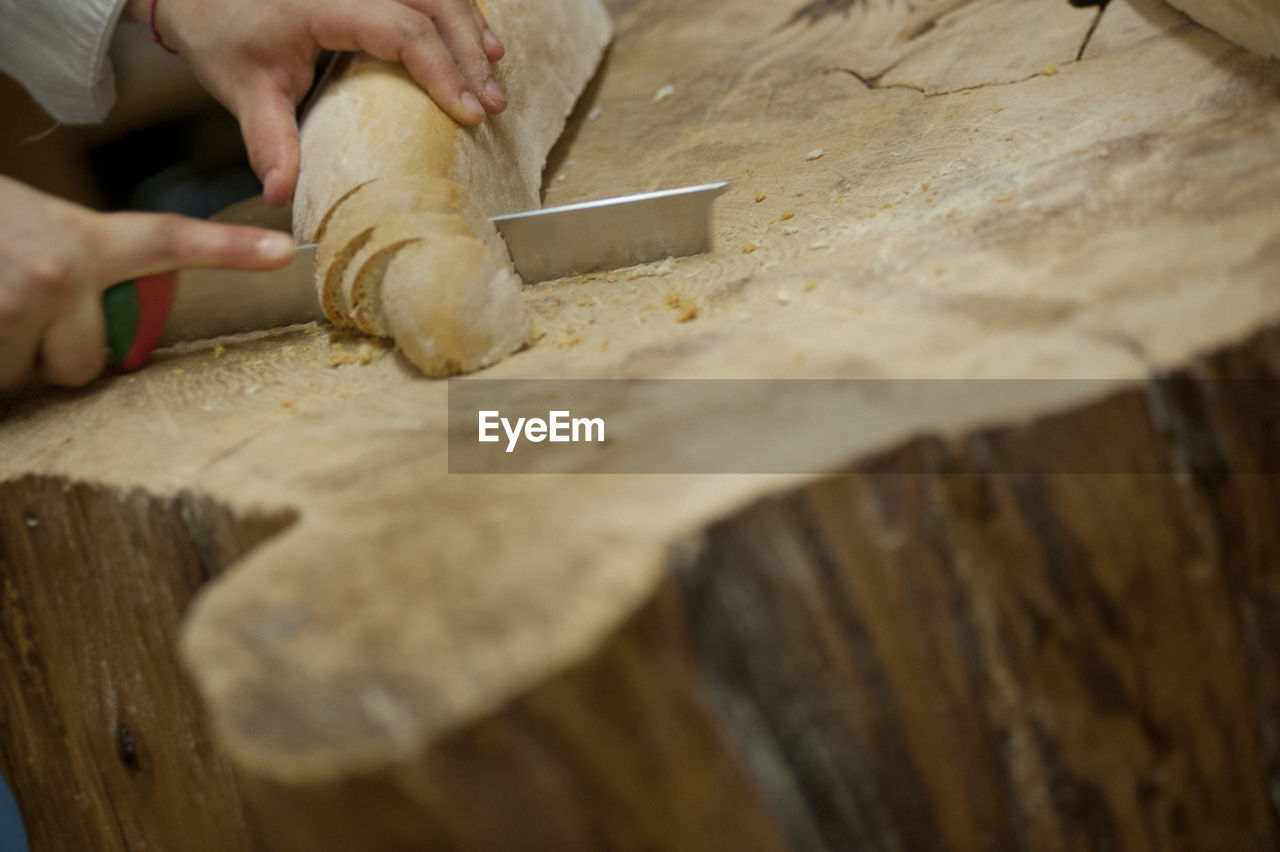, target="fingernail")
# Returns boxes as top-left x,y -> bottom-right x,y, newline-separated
461,90 -> 484,119
484,29 -> 504,54
484,78 -> 506,108
256,232 -> 295,261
